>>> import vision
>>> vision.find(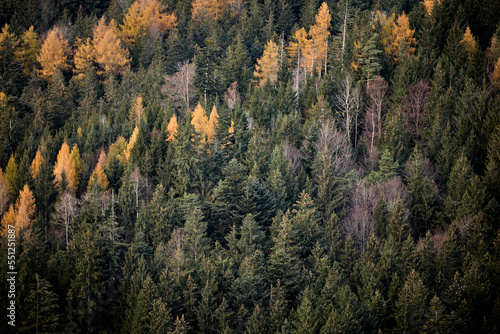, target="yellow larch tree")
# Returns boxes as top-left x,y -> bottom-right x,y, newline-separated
192,0 -> 224,22
1,204 -> 15,234
93,17 -> 131,76
37,26 -> 71,79
461,26 -> 477,62
492,57 -> 500,89
125,126 -> 140,162
5,154 -> 17,198
254,40 -> 280,87
308,2 -> 331,75
53,142 -> 71,190
207,105 -> 219,143
15,26 -> 40,76
68,144 -> 84,193
386,12 -> 417,62
0,168 -> 9,217
89,150 -> 109,190
288,27 -> 309,73
15,184 -> 36,237
31,148 -> 44,179
0,24 -> 18,52
108,136 -> 128,166
120,0 -> 178,45
130,95 -> 146,125
191,102 -> 209,141
74,37 -> 95,78
166,113 -> 179,141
